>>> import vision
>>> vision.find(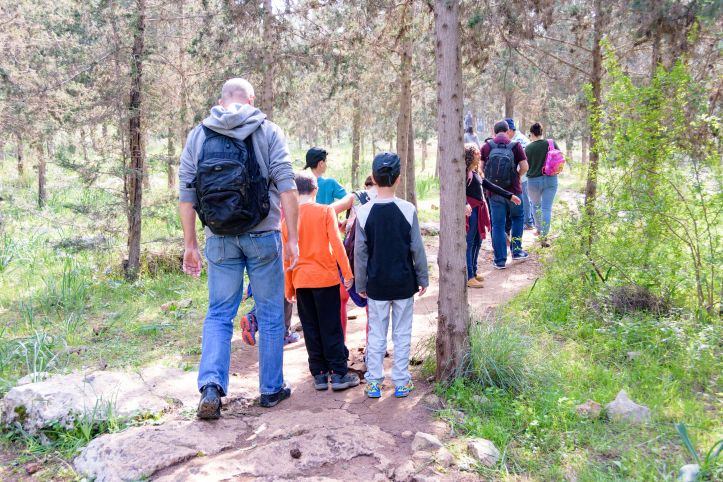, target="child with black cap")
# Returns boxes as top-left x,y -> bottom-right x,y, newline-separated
304,147 -> 348,205
354,152 -> 429,399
